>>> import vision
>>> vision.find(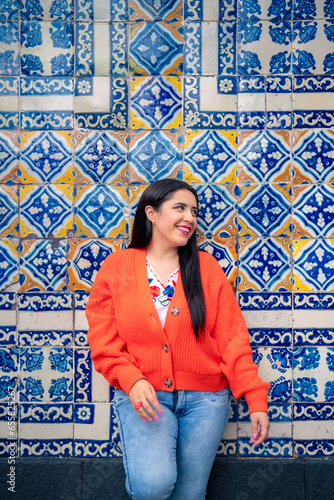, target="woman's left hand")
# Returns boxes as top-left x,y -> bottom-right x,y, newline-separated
249,411 -> 270,447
